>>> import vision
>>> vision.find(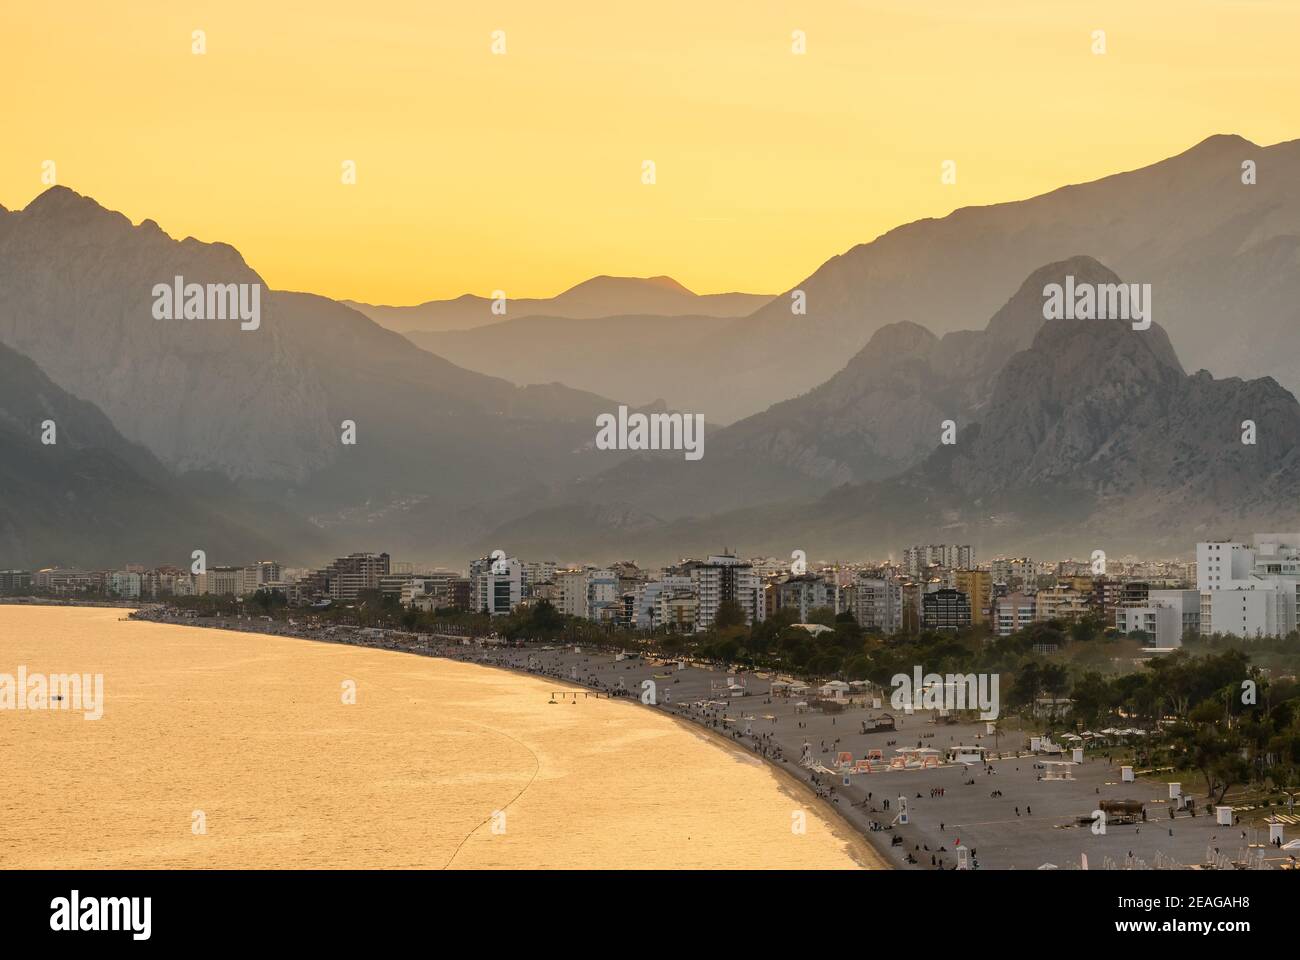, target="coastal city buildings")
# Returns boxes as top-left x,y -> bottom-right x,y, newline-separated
7,532 -> 1298,643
